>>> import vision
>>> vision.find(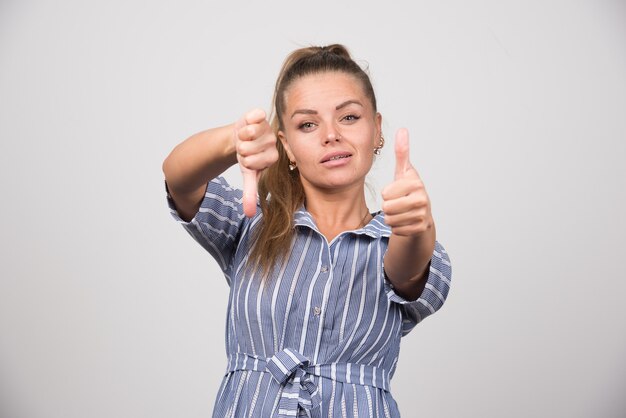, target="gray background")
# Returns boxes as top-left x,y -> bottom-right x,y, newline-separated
1,0 -> 625,417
